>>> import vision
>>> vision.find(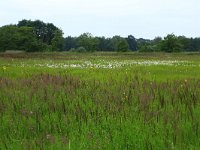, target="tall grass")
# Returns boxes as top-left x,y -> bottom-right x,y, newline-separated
0,53 -> 200,149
